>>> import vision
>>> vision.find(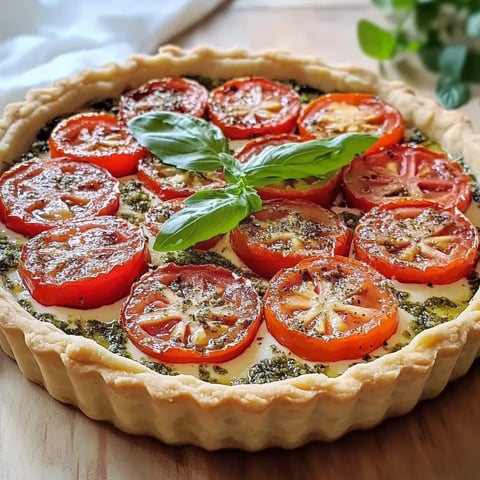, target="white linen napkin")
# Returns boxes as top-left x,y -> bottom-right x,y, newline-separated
0,0 -> 224,114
